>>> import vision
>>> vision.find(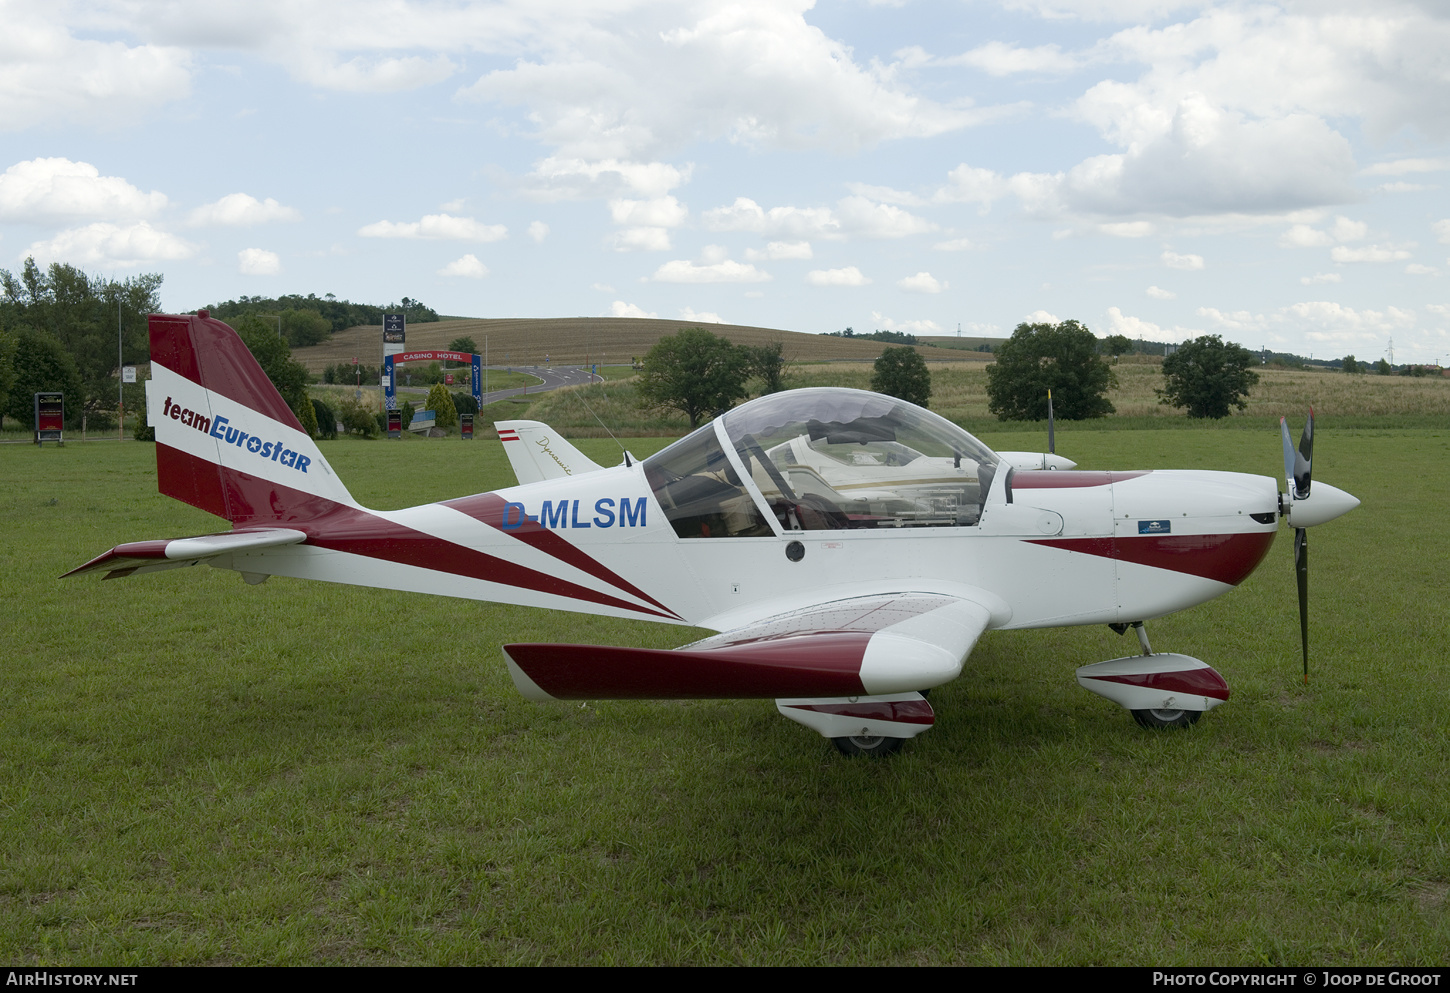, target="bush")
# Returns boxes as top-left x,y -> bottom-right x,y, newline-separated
311,398 -> 337,440
296,394 -> 319,438
451,392 -> 479,417
334,392 -> 379,437
425,383 -> 457,431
